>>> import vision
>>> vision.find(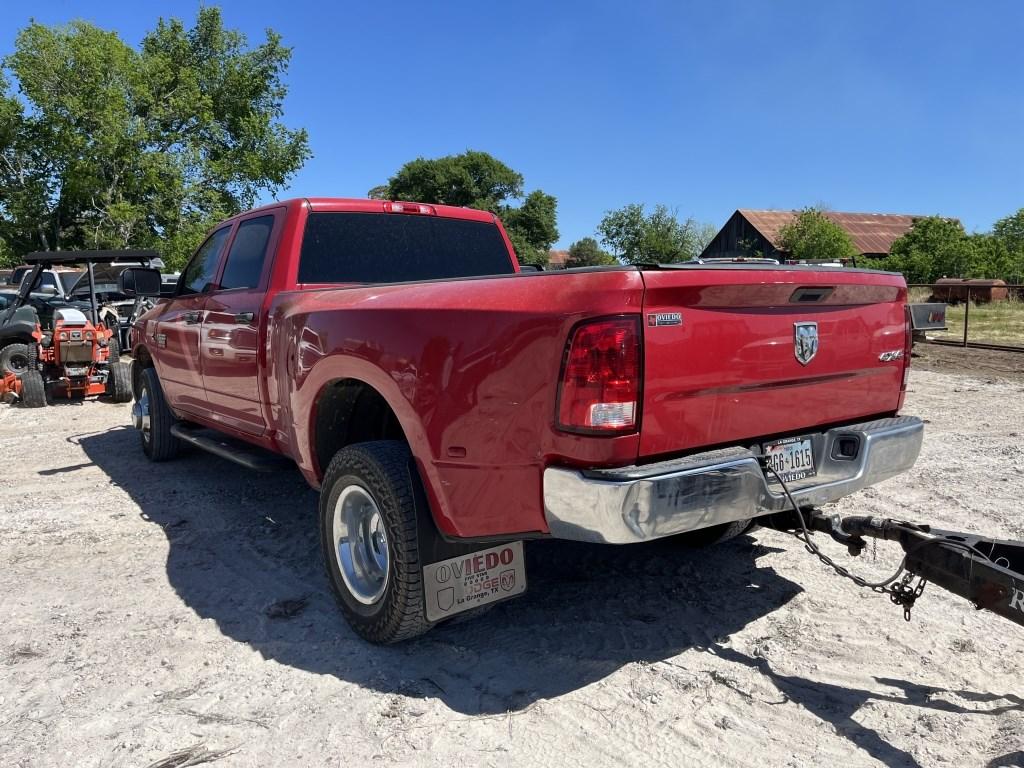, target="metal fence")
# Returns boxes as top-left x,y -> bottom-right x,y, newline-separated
908,283 -> 1024,353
